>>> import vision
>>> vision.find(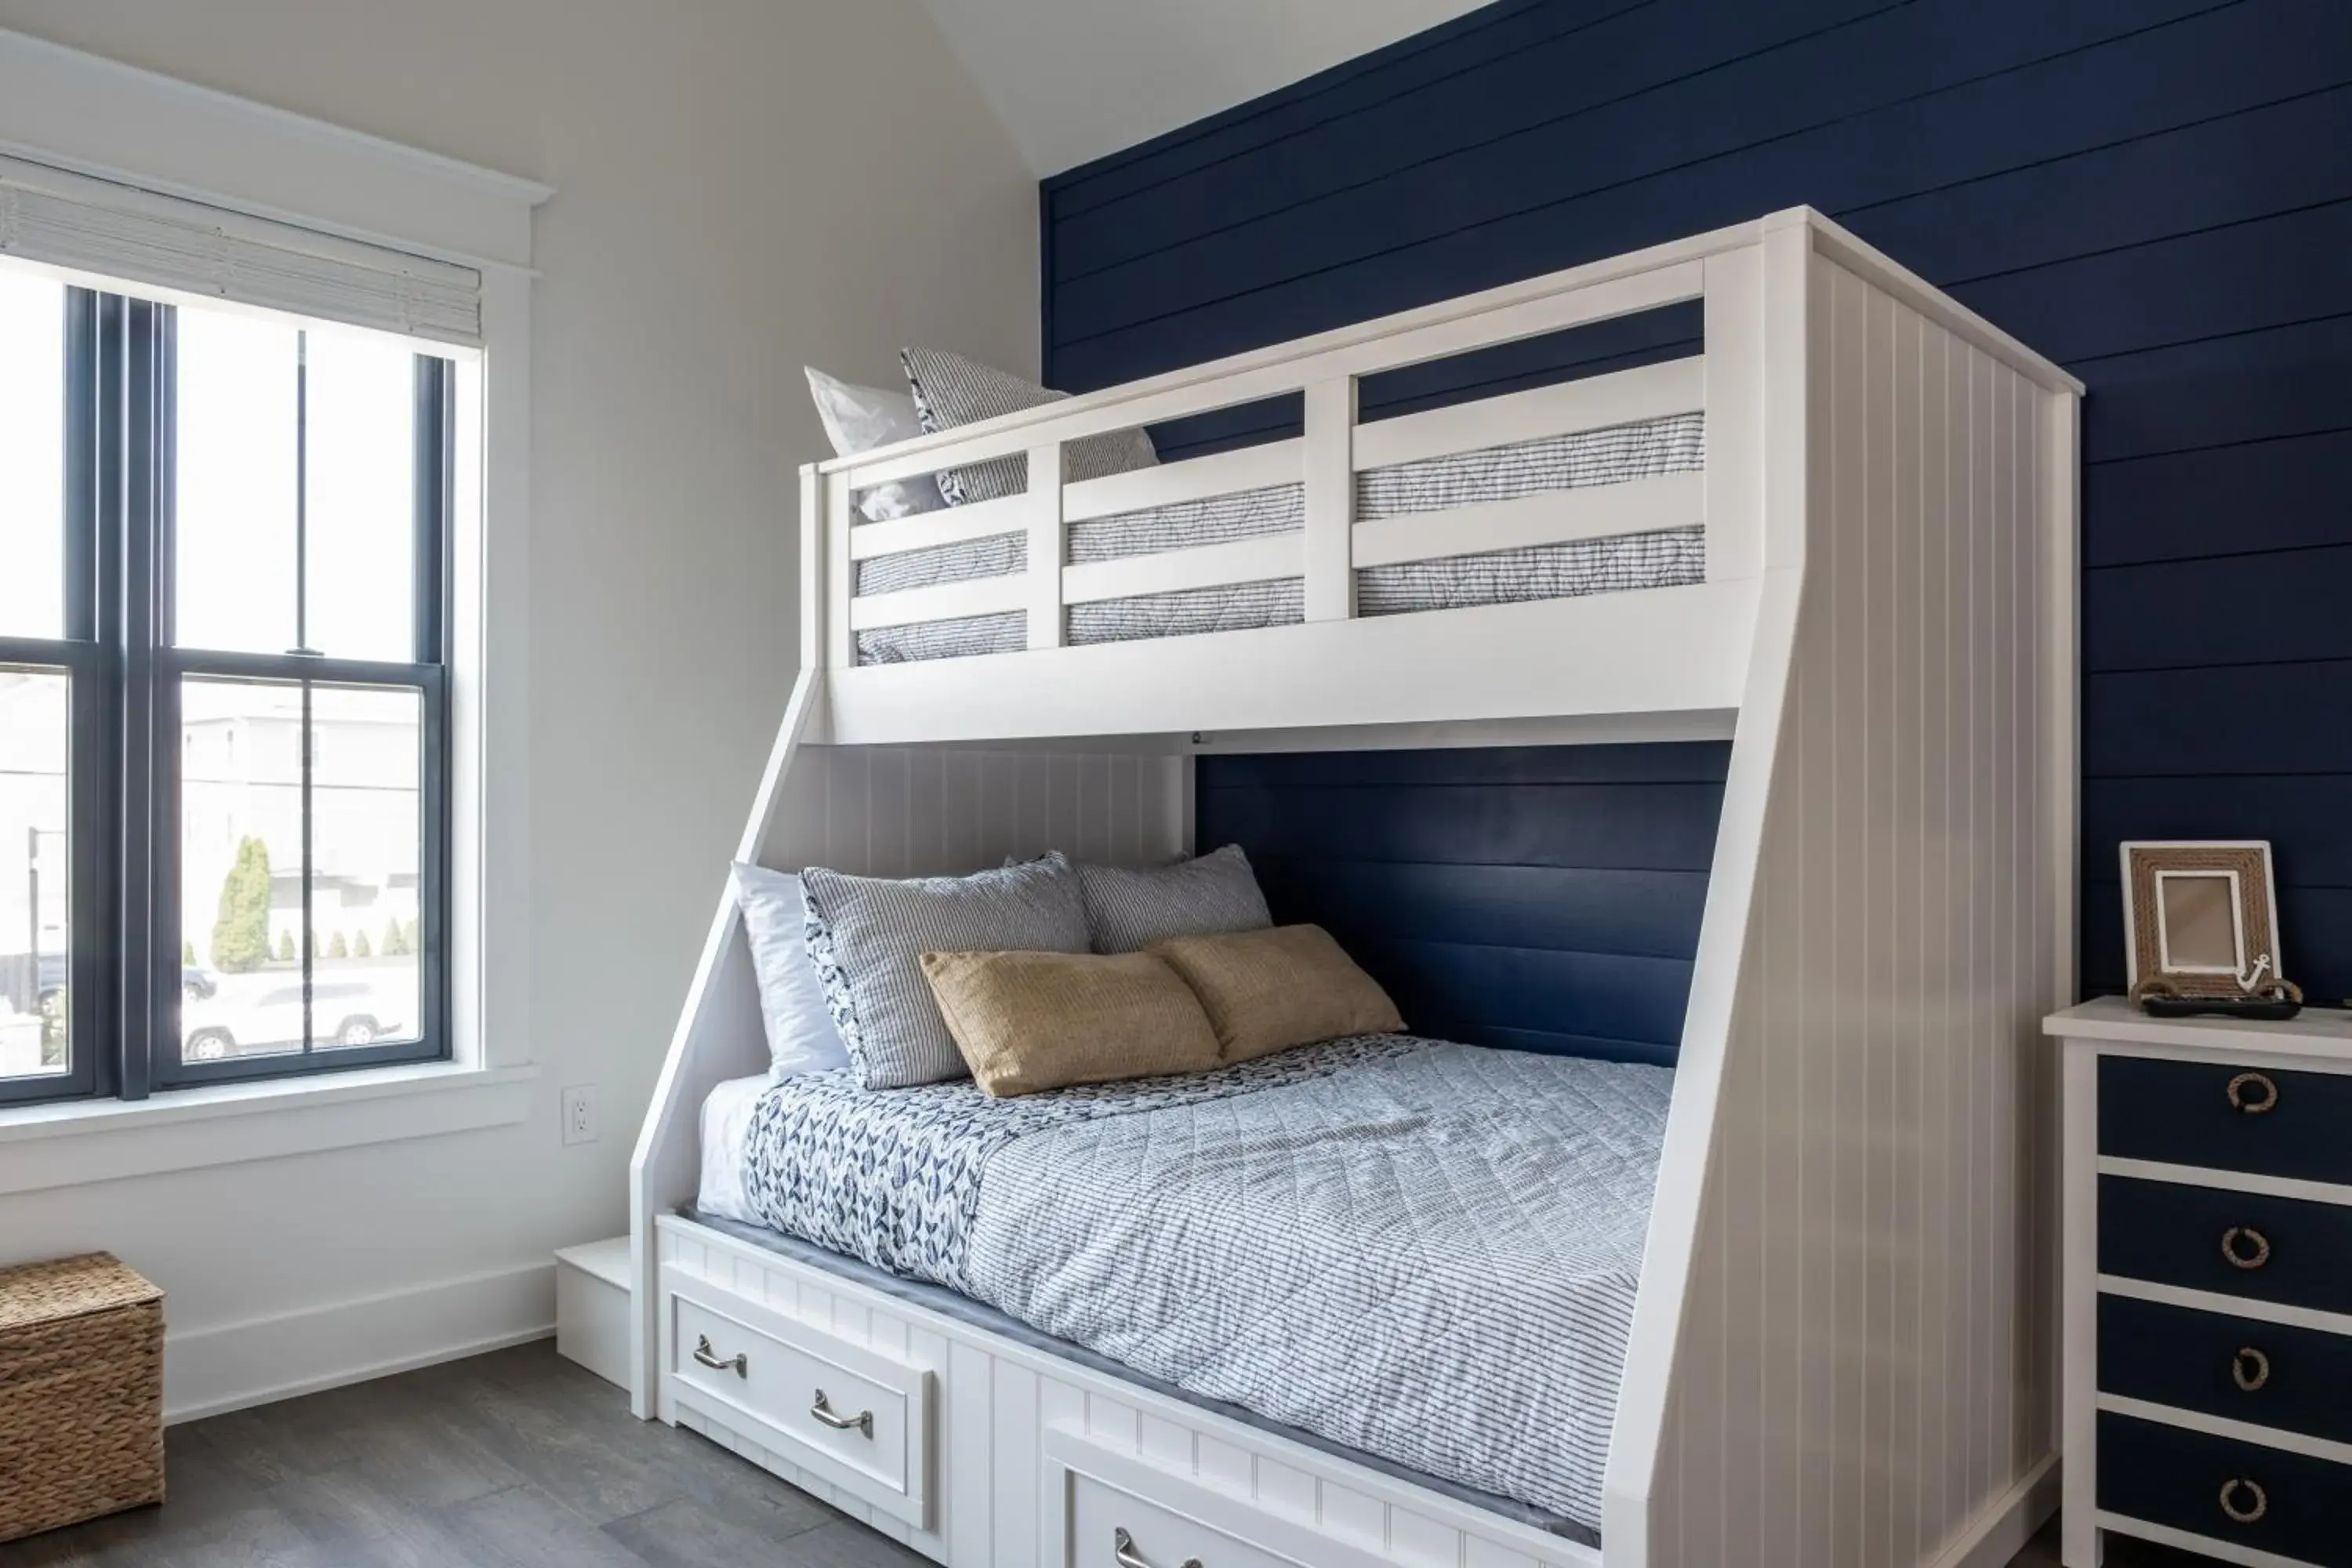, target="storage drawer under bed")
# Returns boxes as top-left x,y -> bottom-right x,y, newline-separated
660,1265 -> 935,1527
1046,1428 -> 1410,1568
1070,1472 -> 1305,1568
